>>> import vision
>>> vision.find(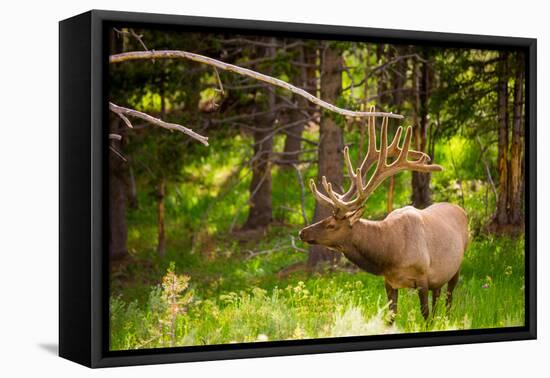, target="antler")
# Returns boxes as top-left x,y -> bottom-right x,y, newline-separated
309,109 -> 443,217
